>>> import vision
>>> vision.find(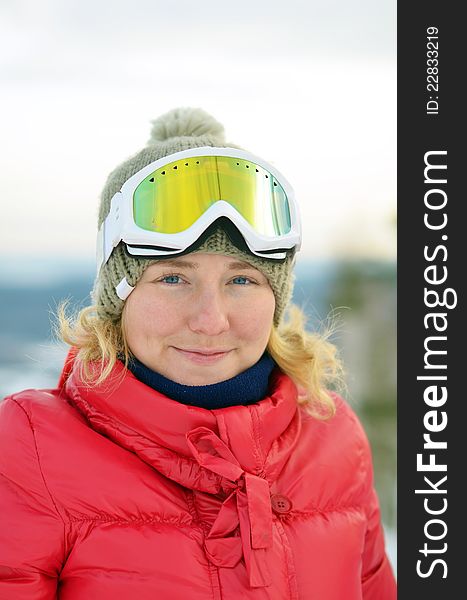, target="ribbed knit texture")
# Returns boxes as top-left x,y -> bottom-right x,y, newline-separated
92,107 -> 295,326
127,353 -> 276,409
